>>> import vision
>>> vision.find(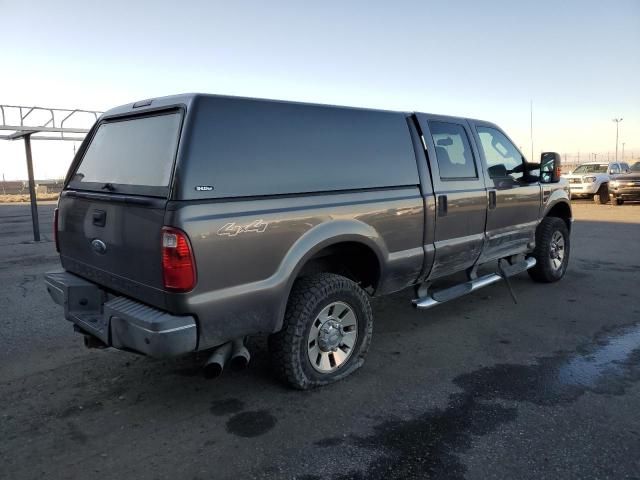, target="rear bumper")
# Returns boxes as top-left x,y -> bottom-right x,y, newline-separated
45,270 -> 197,358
